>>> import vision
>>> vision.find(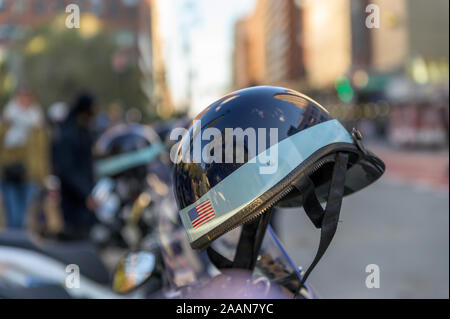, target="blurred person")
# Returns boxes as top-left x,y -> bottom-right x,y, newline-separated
47,102 -> 69,127
27,102 -> 70,236
52,92 -> 99,240
0,88 -> 49,229
47,101 -> 69,193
